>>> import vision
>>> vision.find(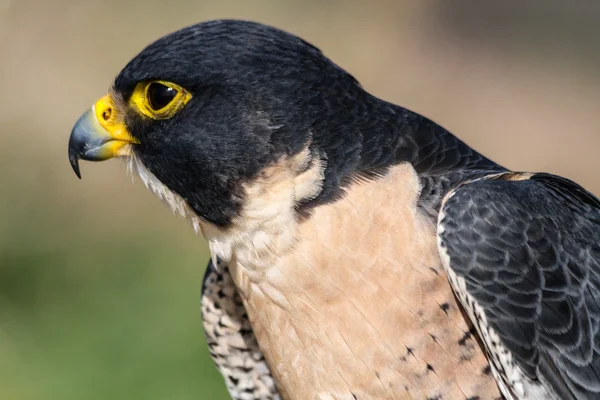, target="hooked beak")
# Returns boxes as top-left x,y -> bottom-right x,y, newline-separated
68,94 -> 138,179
